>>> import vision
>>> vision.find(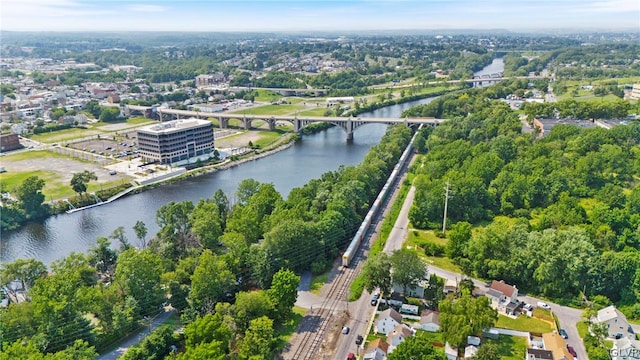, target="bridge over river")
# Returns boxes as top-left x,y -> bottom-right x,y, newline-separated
125,105 -> 445,140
